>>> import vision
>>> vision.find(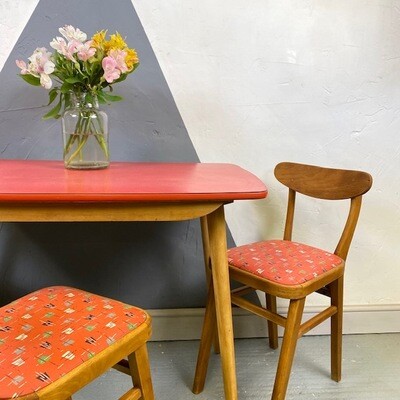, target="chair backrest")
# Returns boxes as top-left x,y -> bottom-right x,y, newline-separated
274,162 -> 373,260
